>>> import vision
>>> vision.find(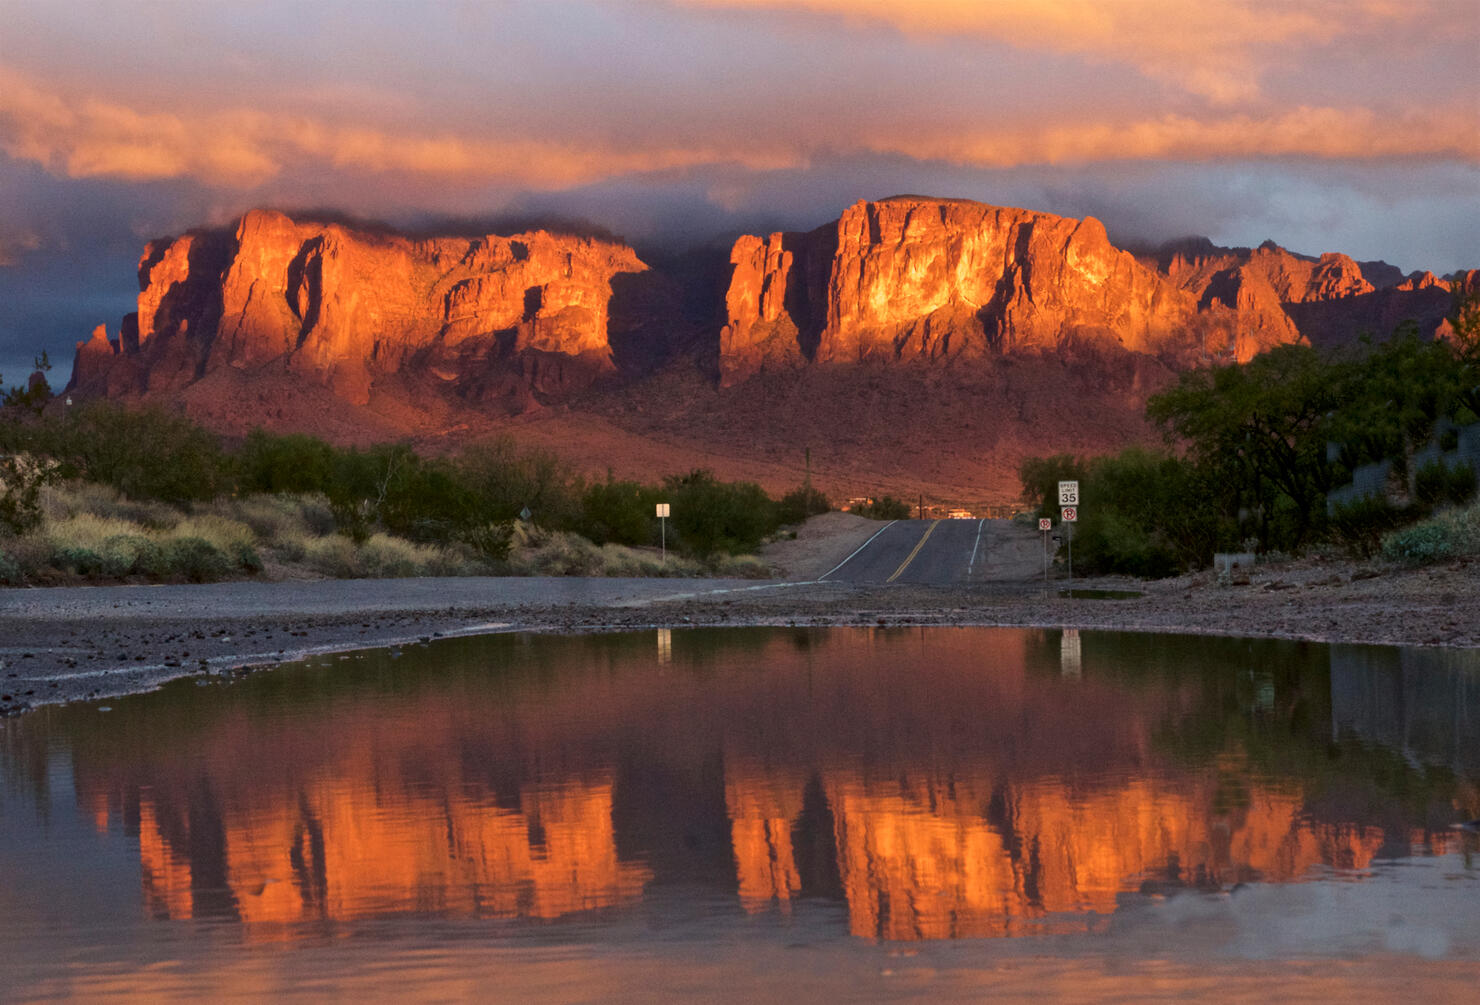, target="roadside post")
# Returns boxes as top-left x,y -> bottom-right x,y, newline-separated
1038,517 -> 1052,586
1058,480 -> 1079,589
656,502 -> 670,563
